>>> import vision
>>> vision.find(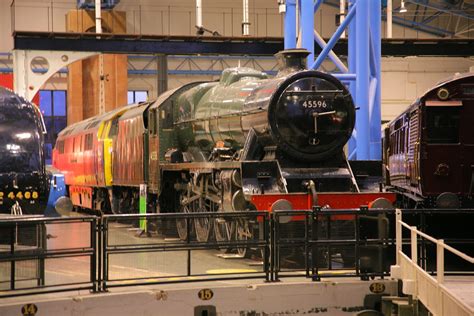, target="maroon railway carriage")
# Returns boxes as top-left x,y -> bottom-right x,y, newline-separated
383,73 -> 474,208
